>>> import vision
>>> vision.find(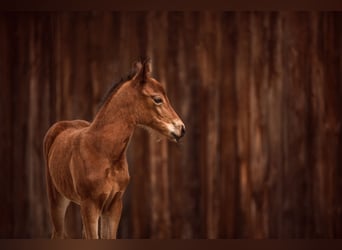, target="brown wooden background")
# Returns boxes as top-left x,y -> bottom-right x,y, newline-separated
0,12 -> 342,238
